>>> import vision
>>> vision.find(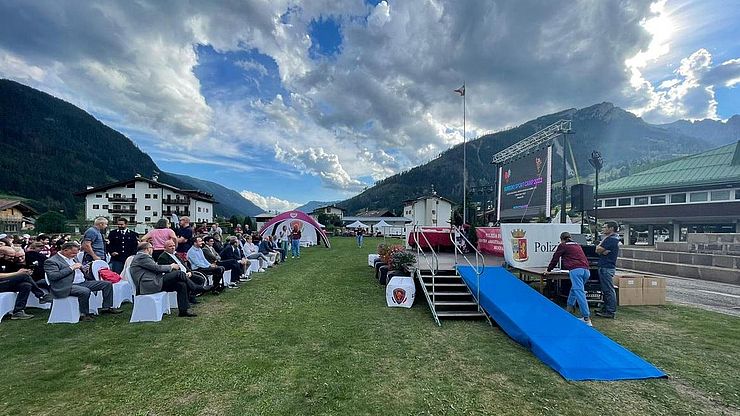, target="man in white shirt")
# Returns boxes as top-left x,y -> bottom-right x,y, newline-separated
43,242 -> 122,321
